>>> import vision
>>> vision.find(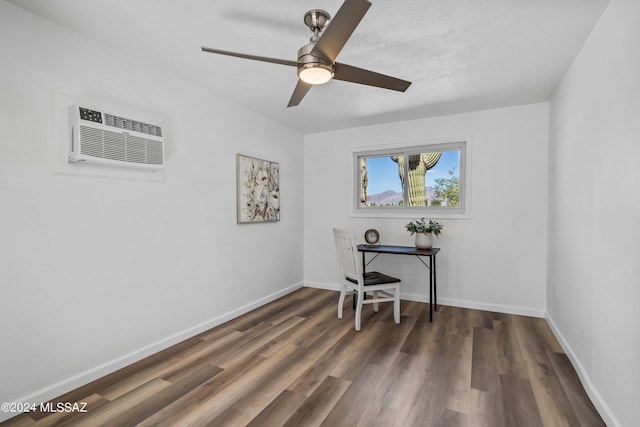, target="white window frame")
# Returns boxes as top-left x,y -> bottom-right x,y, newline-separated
351,139 -> 471,219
